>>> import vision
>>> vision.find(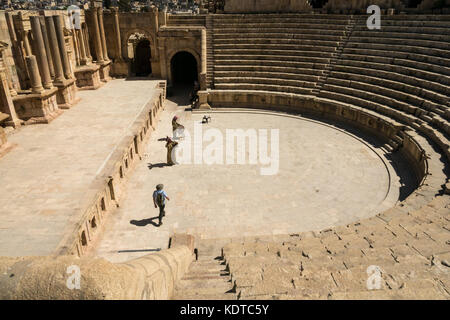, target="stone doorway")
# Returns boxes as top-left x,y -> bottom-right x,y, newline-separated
170,51 -> 198,85
127,33 -> 152,77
